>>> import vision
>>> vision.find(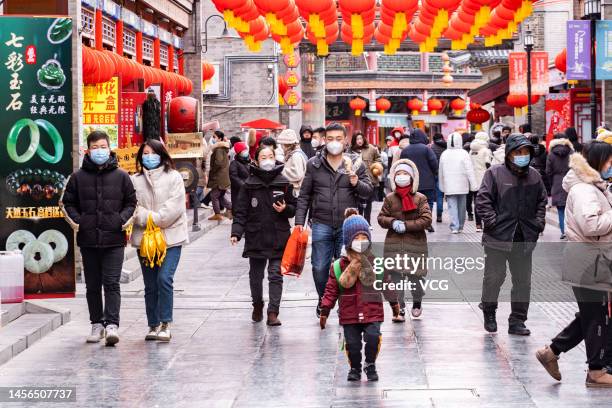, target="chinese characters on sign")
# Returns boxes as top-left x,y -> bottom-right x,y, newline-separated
285,70 -> 300,87
509,52 -> 527,95
283,90 -> 301,106
6,206 -> 63,219
567,20 -> 591,80
283,51 -> 300,68
596,20 -> 612,80
531,52 -> 549,95
83,76 -> 120,148
4,32 -> 25,111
